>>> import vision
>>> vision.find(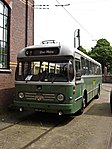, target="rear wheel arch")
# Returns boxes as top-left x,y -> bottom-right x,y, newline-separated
83,89 -> 88,106
110,89 -> 112,113
95,84 -> 101,99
